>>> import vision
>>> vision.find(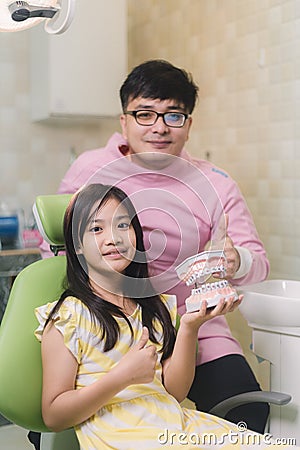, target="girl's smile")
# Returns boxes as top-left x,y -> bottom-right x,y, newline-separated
102,247 -> 128,258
